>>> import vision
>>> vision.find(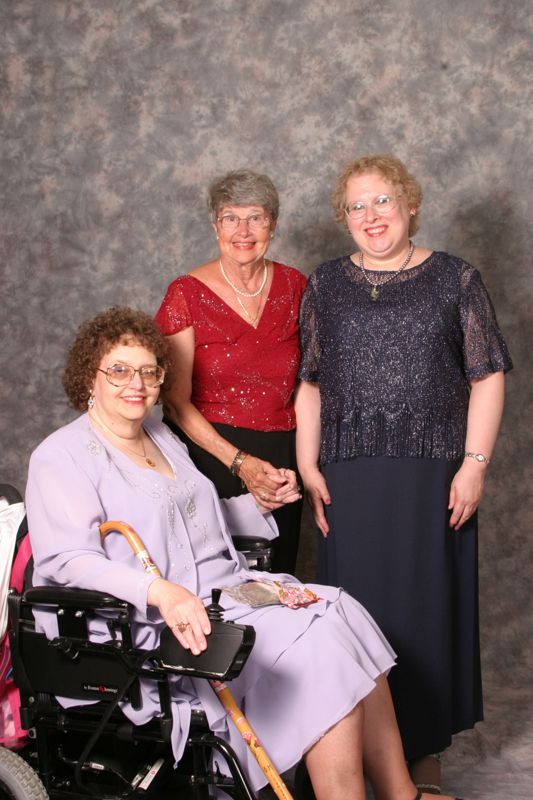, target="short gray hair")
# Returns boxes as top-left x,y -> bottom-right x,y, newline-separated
208,170 -> 280,220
